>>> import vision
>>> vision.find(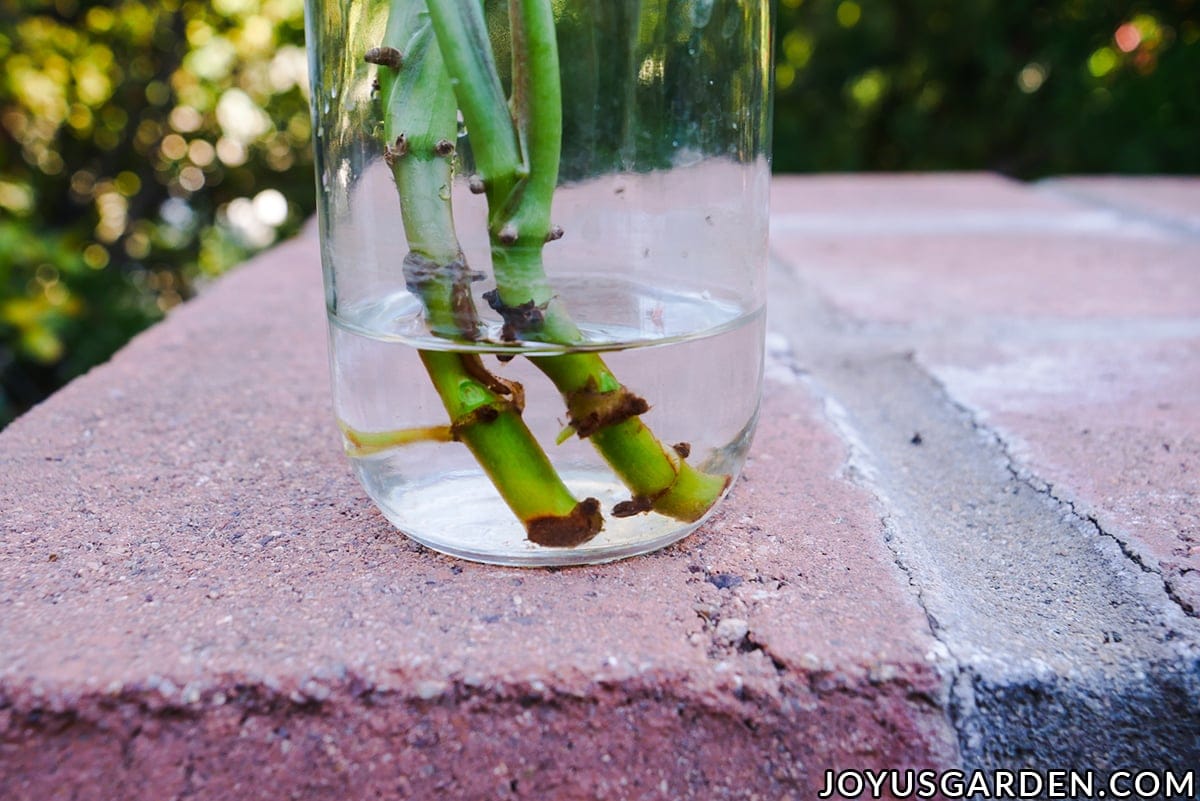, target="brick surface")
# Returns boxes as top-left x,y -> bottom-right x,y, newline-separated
770,173 -> 1079,215
932,337 -> 1200,612
0,231 -> 956,799
772,230 -> 1200,324
5,173 -> 1199,794
1047,176 -> 1200,233
771,174 -> 1199,325
769,172 -> 1200,620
